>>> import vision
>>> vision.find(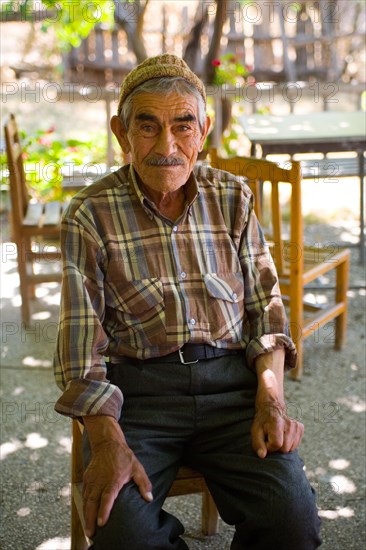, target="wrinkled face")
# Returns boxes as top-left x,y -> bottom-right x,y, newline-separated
112,92 -> 210,194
